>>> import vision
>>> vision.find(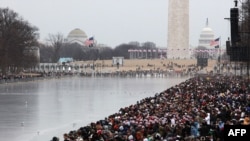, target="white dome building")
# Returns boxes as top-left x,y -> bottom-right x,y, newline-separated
197,19 -> 219,59
198,19 -> 215,48
66,28 -> 88,45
